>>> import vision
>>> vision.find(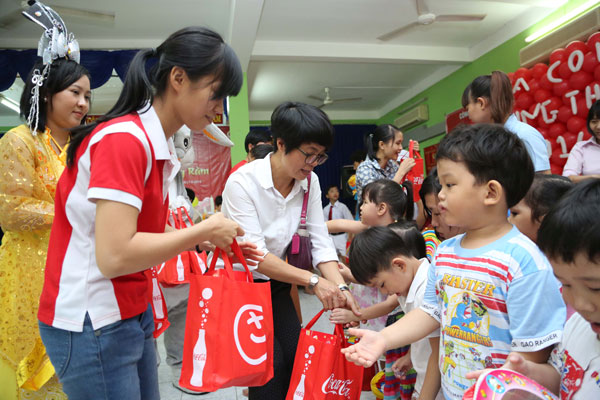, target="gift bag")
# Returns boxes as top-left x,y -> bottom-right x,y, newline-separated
157,207 -> 207,286
405,140 -> 424,202
463,368 -> 558,400
179,240 -> 274,392
286,309 -> 363,400
145,266 -> 170,338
